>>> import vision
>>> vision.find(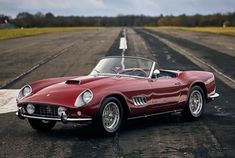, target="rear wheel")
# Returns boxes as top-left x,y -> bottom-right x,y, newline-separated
182,86 -> 205,120
96,97 -> 123,135
28,119 -> 56,132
